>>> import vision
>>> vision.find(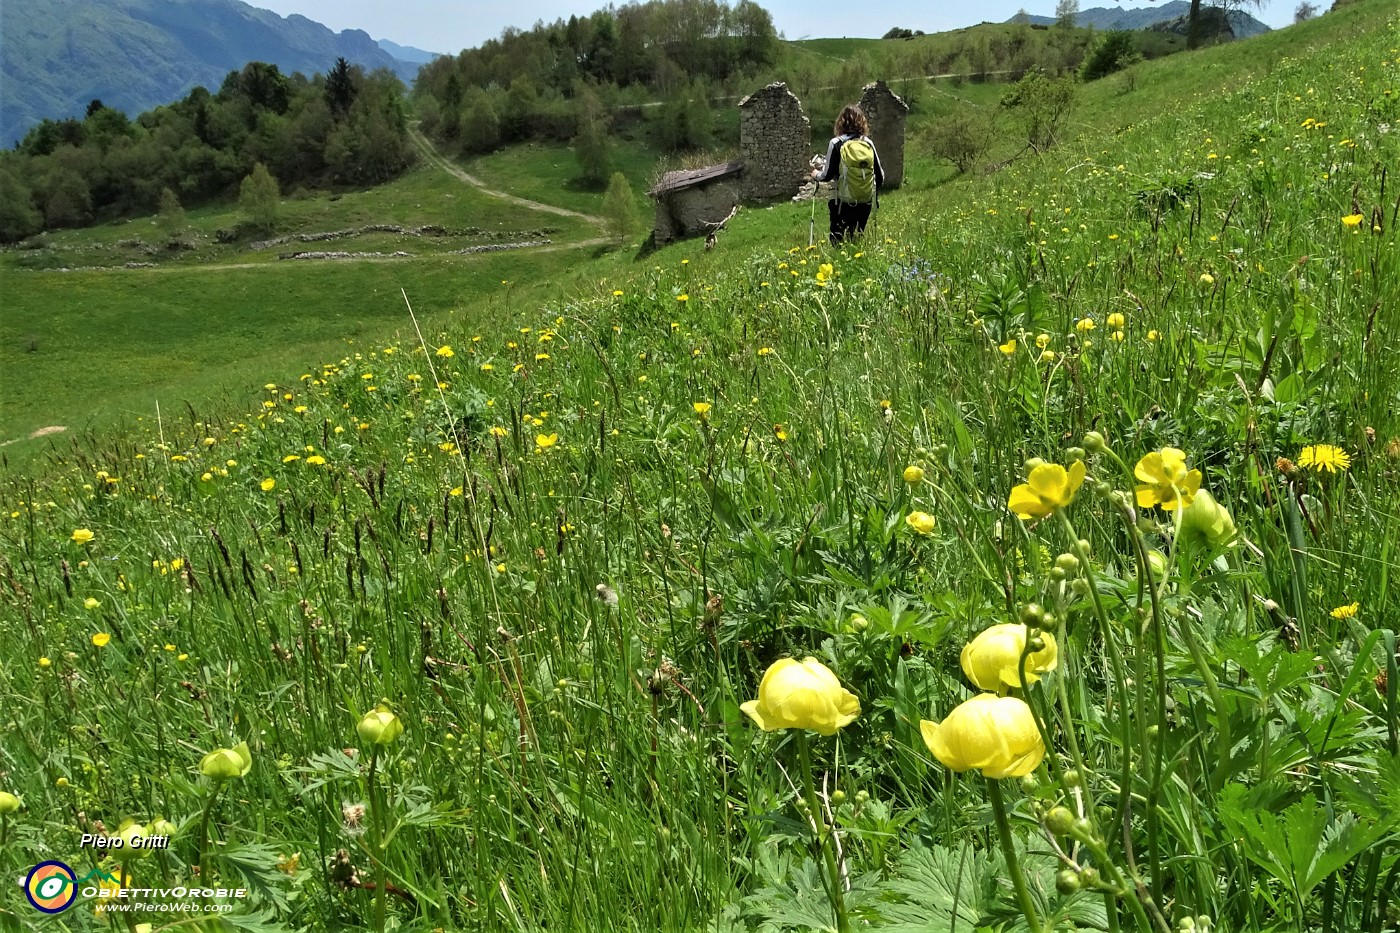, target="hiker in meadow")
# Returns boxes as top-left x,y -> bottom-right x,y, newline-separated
811,103 -> 884,246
